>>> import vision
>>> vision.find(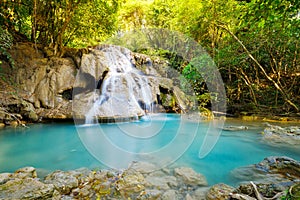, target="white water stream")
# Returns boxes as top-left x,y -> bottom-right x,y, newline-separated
85,47 -> 155,124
